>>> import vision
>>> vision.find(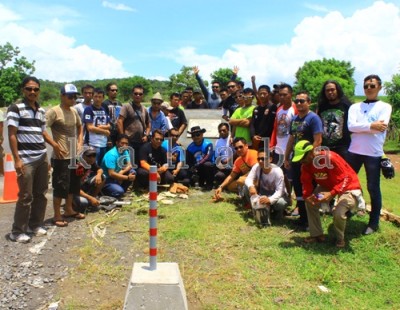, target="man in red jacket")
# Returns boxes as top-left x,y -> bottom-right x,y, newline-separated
292,140 -> 364,248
